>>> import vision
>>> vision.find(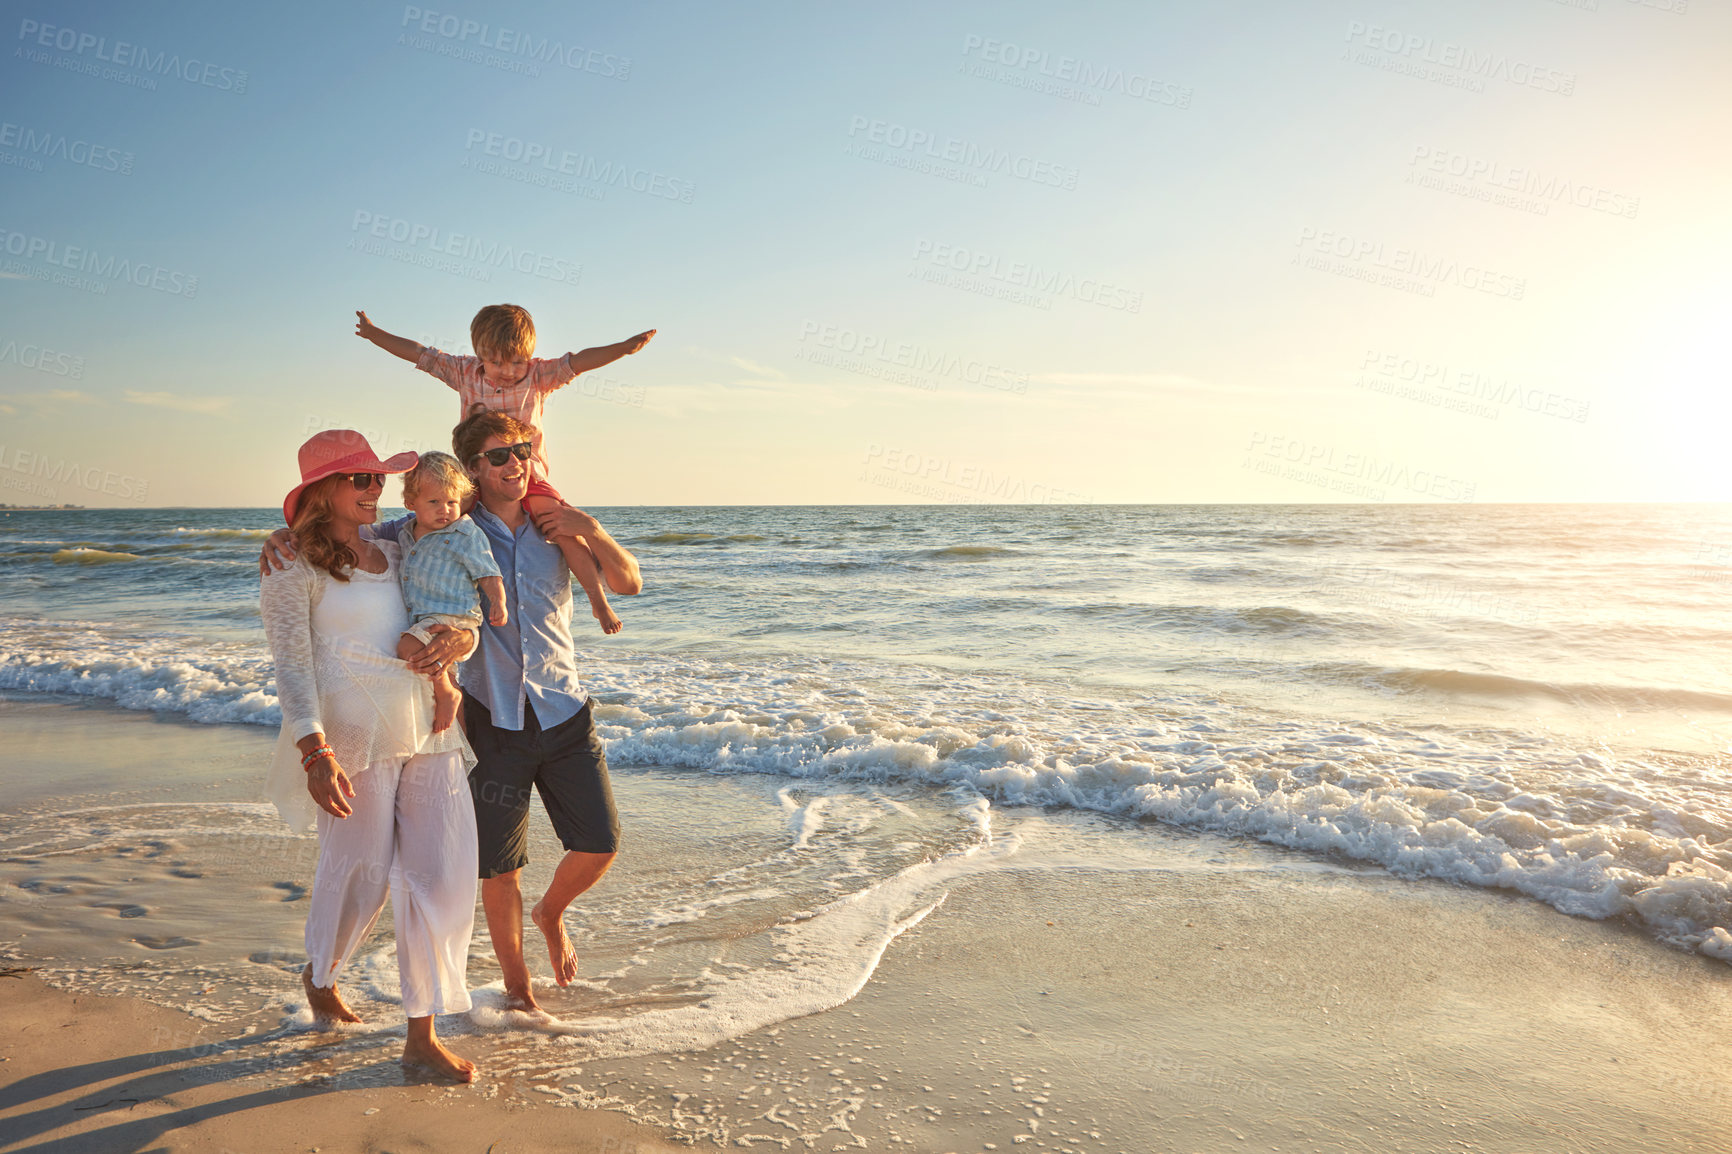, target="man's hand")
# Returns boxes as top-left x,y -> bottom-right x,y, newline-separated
306,758 -> 355,818
532,504 -> 641,595
407,624 -> 477,675
259,528 -> 299,575
622,329 -> 656,355
531,503 -> 601,542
